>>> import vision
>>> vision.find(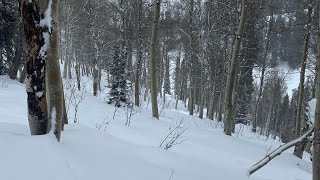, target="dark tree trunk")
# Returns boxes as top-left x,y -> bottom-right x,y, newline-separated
19,0 -> 48,135
134,0 -> 143,107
